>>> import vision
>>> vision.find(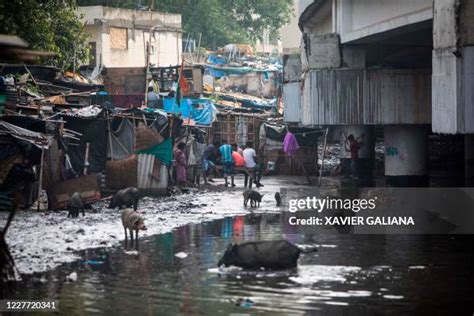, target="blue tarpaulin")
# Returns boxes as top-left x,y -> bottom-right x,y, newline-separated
207,54 -> 227,65
163,97 -> 217,126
